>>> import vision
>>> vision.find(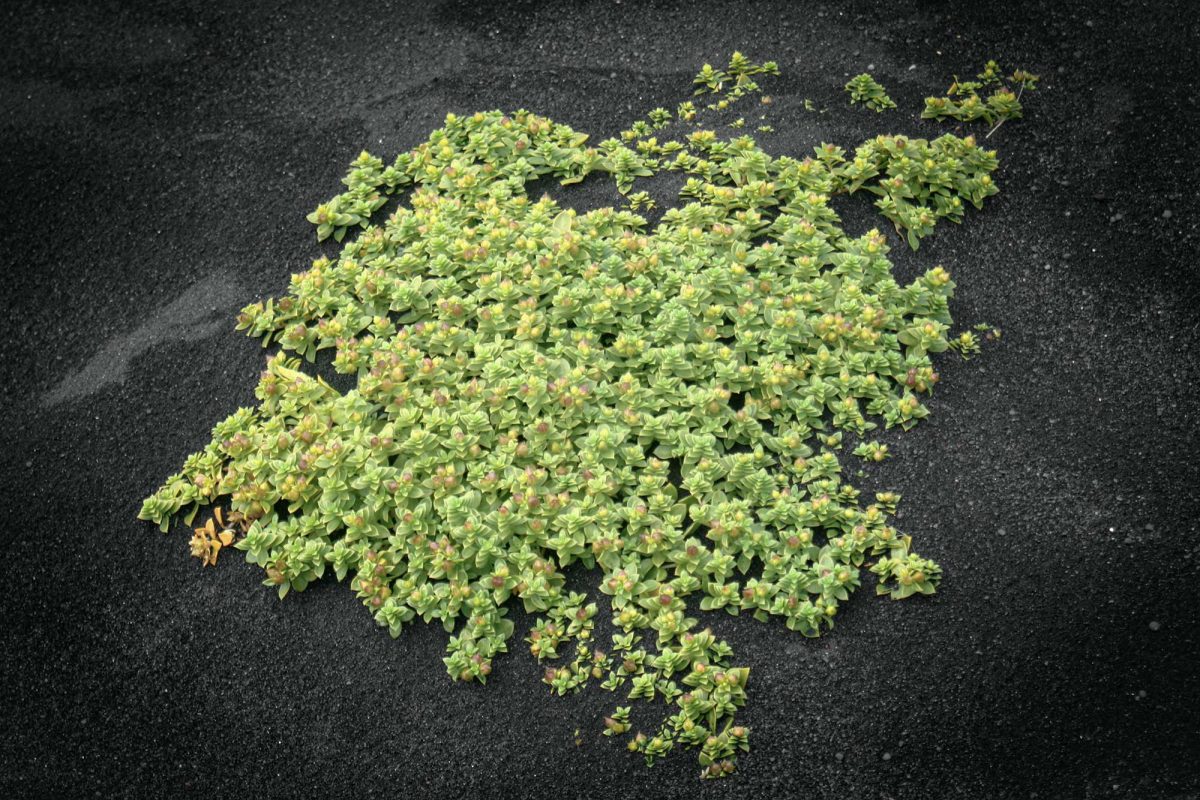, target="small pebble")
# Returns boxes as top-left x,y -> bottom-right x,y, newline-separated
882,752 -> 892,761
1149,621 -> 1161,631
1162,209 -> 1172,219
